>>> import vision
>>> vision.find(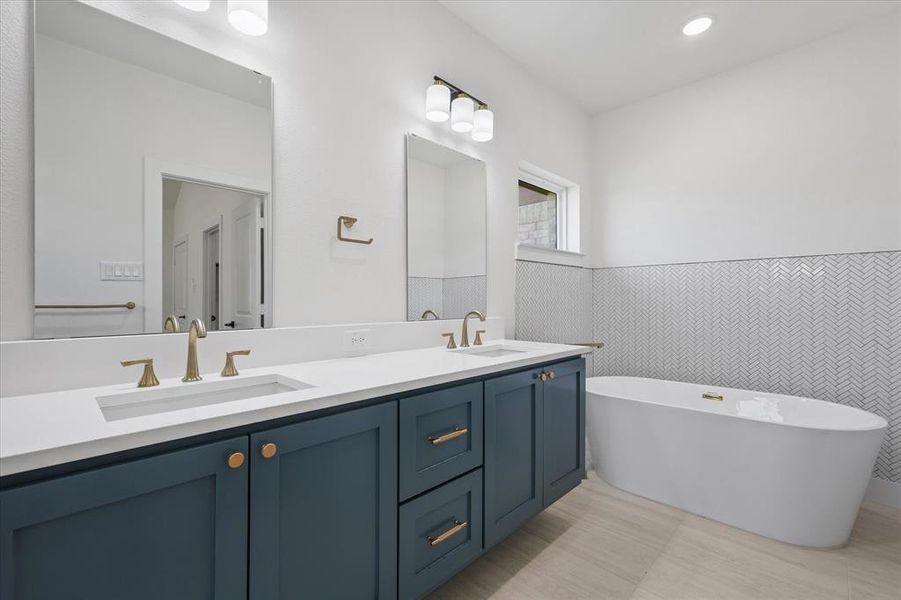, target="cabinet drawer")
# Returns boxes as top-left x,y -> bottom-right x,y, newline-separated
399,382 -> 483,500
399,469 -> 483,600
